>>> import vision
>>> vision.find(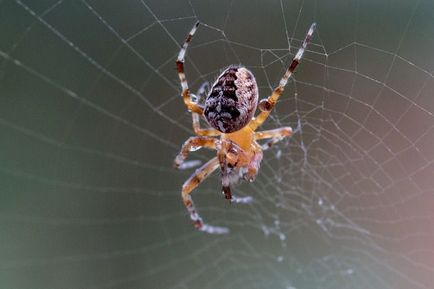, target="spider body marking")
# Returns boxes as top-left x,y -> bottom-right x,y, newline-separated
204,65 -> 258,133
174,21 -> 316,234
